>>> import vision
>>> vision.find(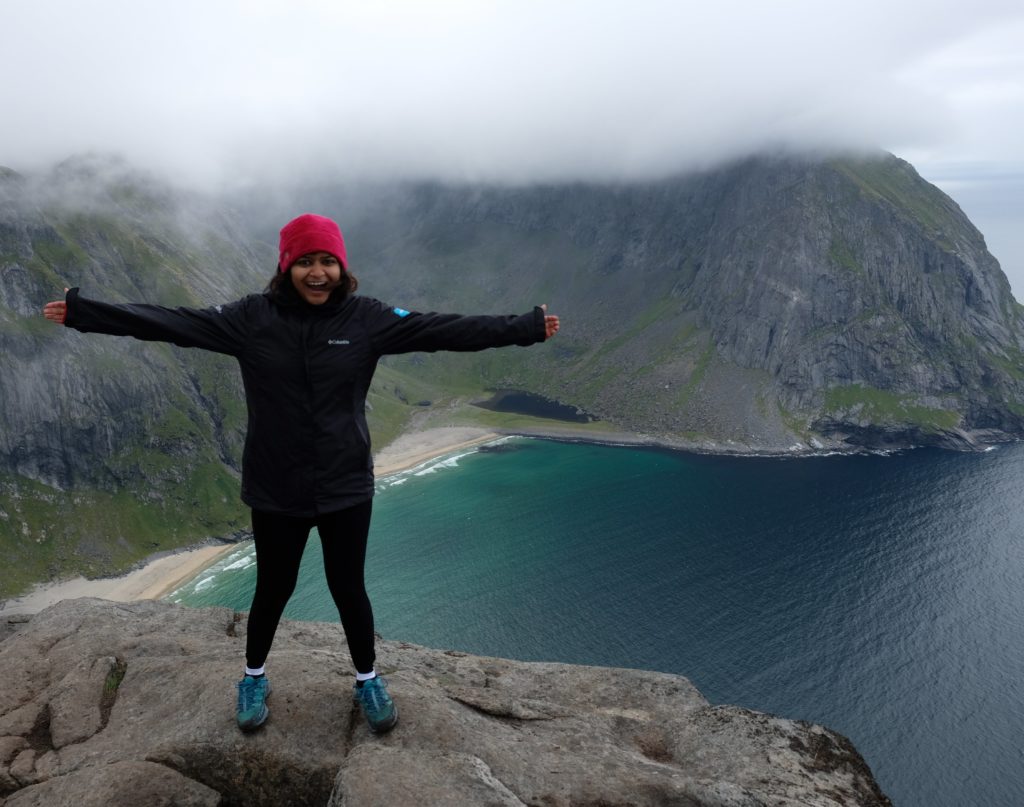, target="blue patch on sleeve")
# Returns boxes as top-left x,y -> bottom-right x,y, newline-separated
393,307 -> 410,318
